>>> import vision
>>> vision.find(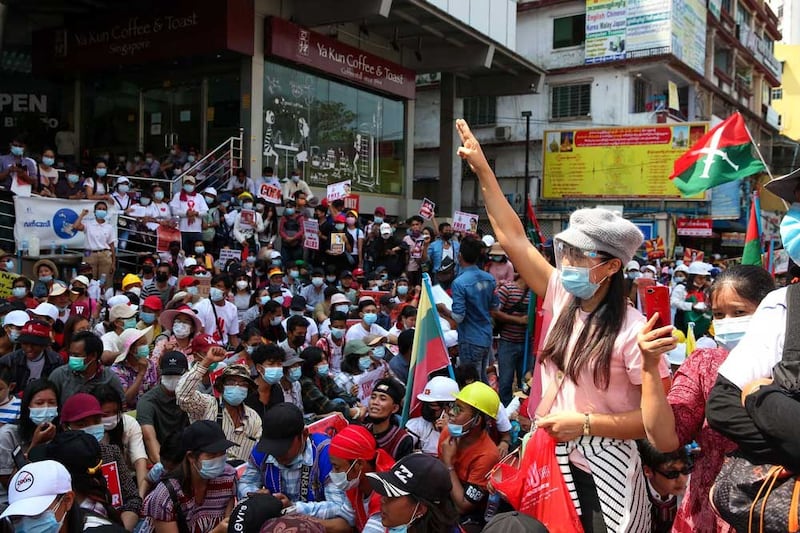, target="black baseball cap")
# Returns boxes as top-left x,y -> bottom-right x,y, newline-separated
181,420 -> 237,454
256,402 -> 304,456
228,493 -> 283,533
372,378 -> 405,405
31,431 -> 102,479
483,512 -> 549,533
160,350 -> 188,376
366,453 -> 452,503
